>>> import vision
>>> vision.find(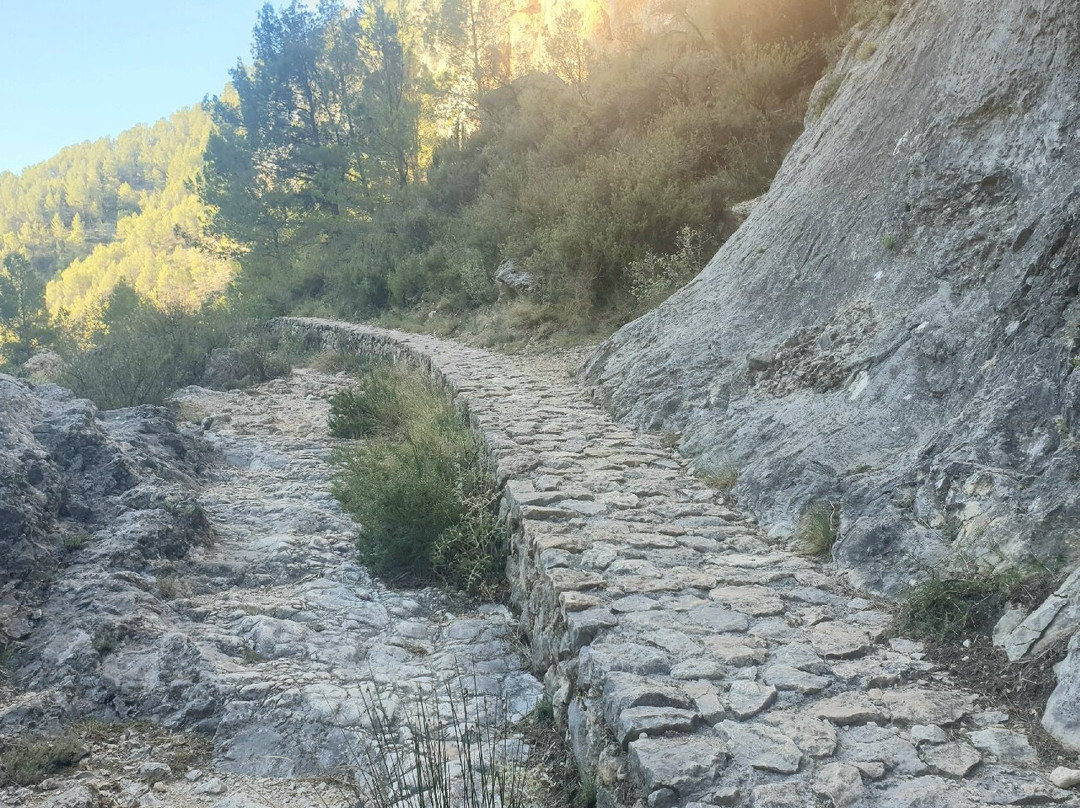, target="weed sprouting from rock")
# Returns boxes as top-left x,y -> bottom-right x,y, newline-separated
795,501 -> 839,557
62,533 -> 87,552
575,771 -> 598,808
532,695 -> 555,727
91,628 -> 118,657
856,41 -> 878,60
808,74 -> 844,120
697,456 -> 740,494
